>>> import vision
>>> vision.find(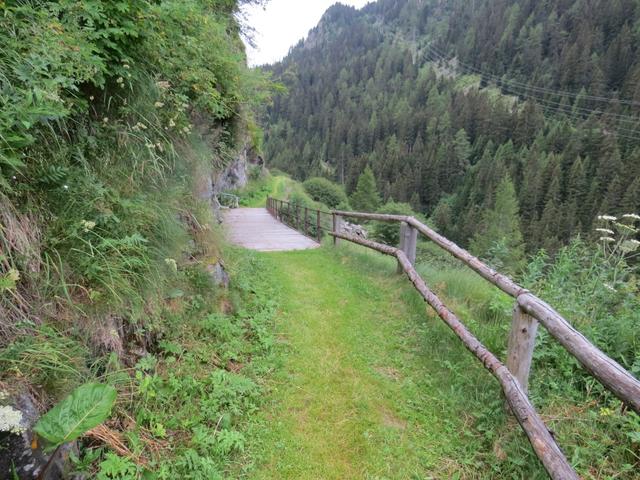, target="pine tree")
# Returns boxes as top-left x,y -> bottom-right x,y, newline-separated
470,176 -> 525,274
350,166 -> 381,212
